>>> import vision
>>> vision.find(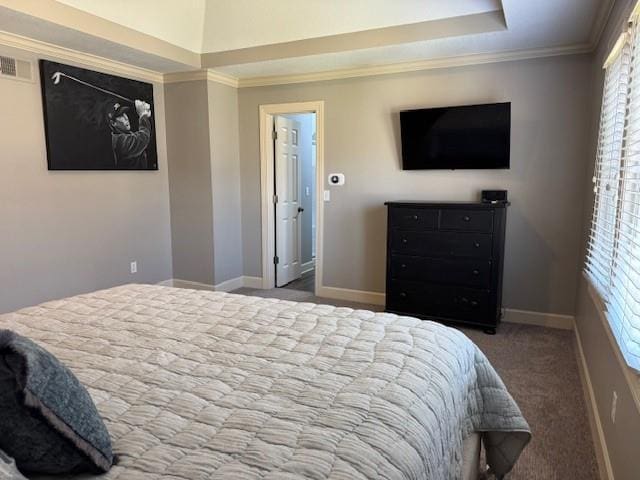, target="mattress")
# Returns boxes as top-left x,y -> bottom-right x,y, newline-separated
0,284 -> 530,479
